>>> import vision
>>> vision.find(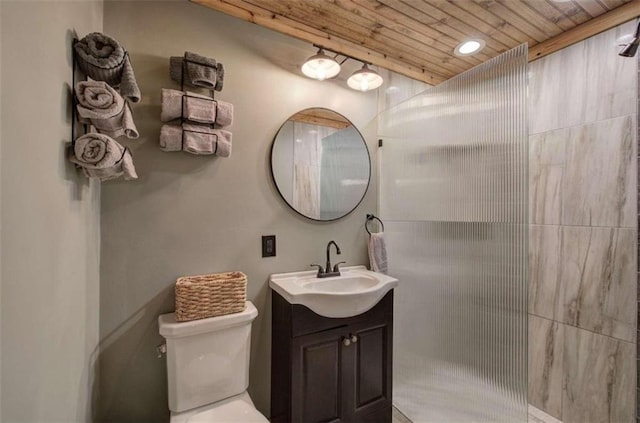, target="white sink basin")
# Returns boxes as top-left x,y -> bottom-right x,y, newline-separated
269,265 -> 398,318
